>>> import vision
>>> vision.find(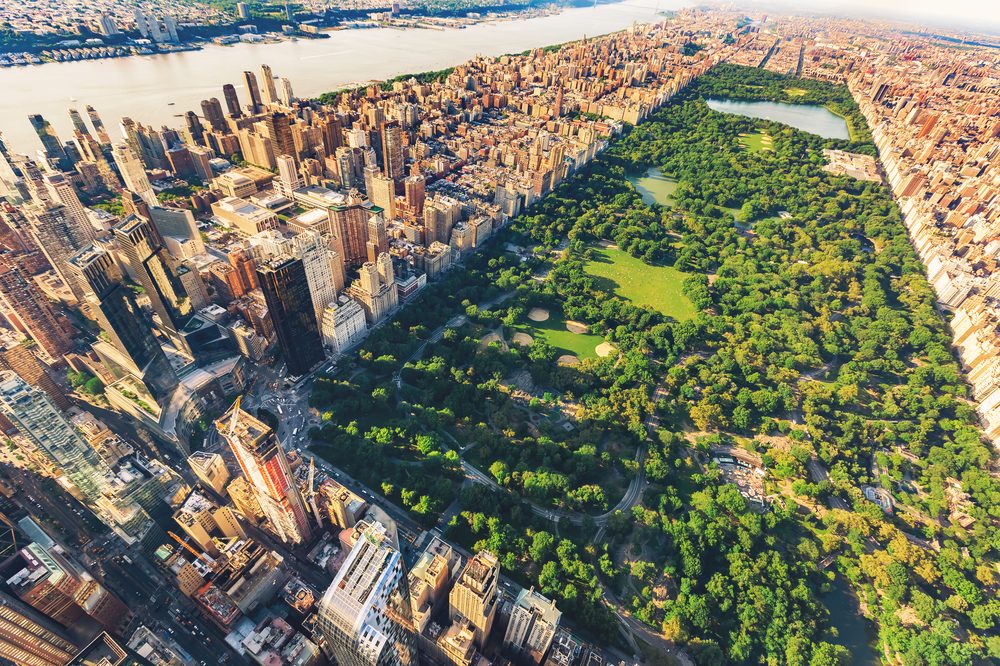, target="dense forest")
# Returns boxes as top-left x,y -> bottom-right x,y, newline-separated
311,64 -> 999,664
